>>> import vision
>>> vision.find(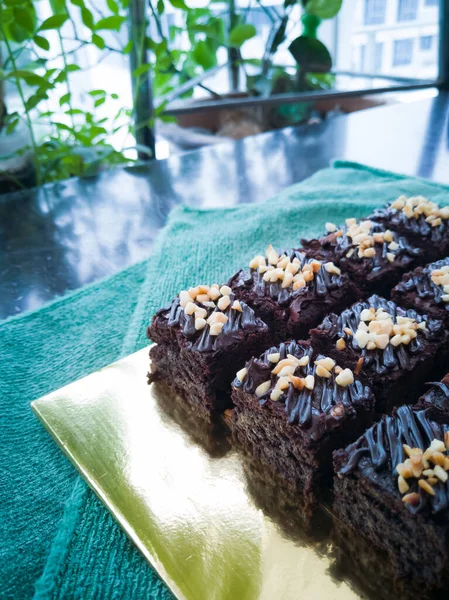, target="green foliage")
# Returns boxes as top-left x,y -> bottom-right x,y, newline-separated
288,36 -> 332,73
229,23 -> 256,48
0,0 -> 342,189
303,0 -> 343,19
